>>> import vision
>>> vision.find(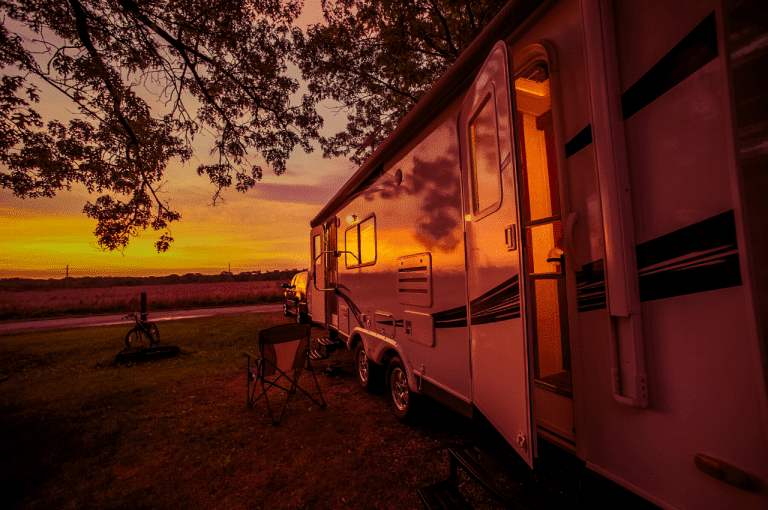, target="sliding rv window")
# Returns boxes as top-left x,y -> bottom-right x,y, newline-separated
345,215 -> 377,268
